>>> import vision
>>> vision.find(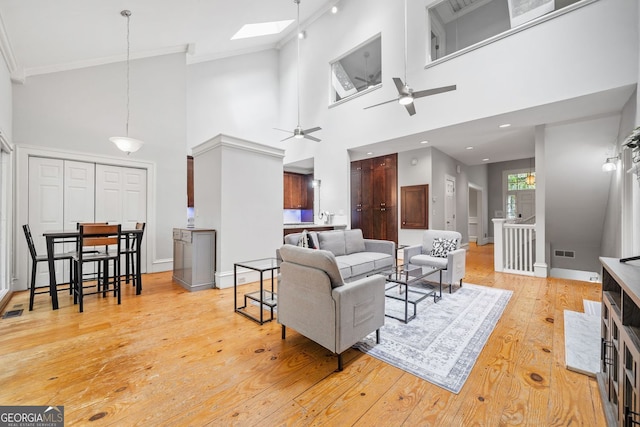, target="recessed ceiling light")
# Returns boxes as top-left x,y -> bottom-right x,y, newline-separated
482,158 -> 490,162
499,123 -> 511,128
331,6 -> 339,14
420,140 -> 429,144
367,152 -> 373,156
231,20 -> 294,40
466,146 -> 474,150
297,31 -> 306,39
